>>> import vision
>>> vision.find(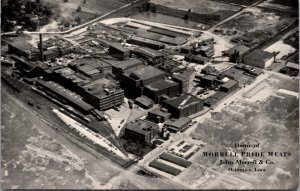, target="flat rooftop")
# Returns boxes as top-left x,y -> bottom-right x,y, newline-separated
37,80 -> 94,111
83,77 -> 121,98
225,44 -> 250,55
125,120 -> 158,135
164,93 -> 202,109
113,58 -> 144,70
8,41 -> 39,52
245,50 -> 273,61
164,117 -> 191,129
133,47 -> 164,58
129,65 -> 165,81
148,108 -> 170,117
221,79 -> 238,88
70,57 -> 111,69
172,68 -> 195,82
145,79 -> 178,92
